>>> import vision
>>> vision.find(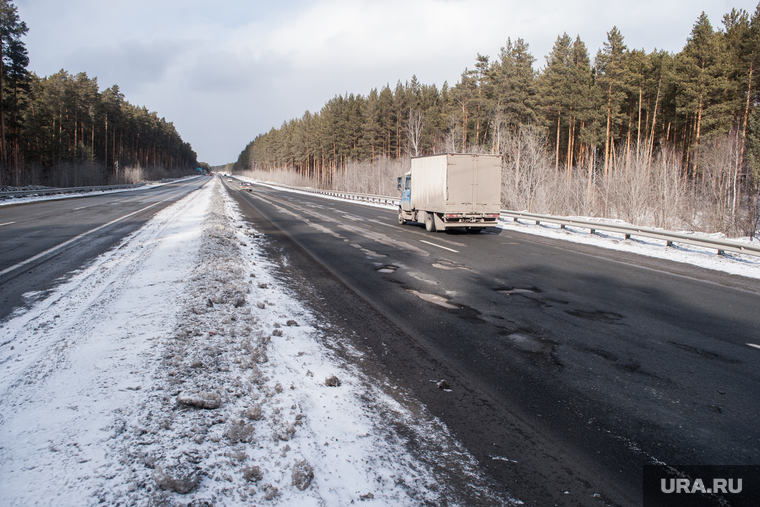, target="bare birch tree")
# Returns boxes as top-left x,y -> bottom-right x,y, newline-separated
406,107 -> 424,157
